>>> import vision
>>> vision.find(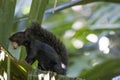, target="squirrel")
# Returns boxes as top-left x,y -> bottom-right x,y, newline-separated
9,22 -> 68,75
